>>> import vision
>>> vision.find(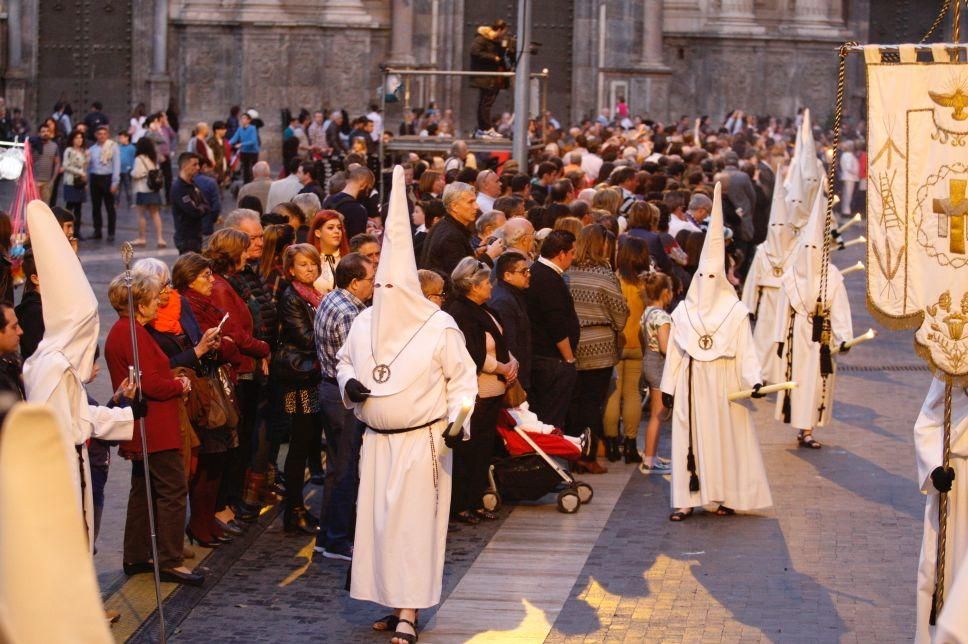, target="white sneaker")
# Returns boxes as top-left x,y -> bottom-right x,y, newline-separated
639,460 -> 671,474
